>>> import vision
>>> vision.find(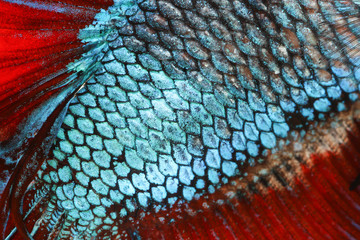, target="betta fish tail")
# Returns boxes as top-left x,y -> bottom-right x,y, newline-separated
0,0 -> 113,238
